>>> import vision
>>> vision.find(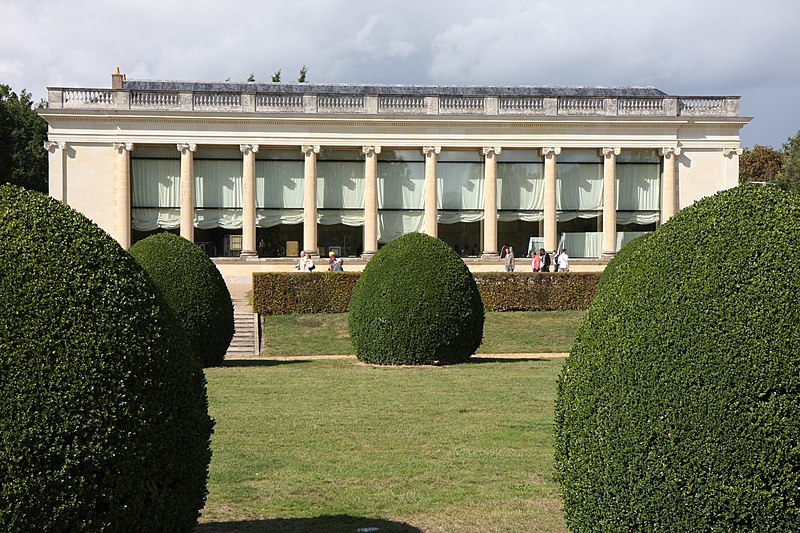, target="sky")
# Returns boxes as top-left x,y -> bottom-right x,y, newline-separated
2,0 -> 798,148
